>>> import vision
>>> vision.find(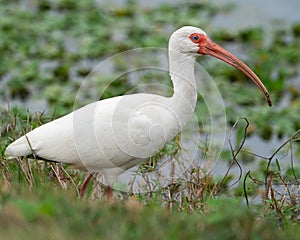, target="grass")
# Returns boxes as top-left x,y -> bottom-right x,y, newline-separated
1,190 -> 297,240
0,0 -> 300,239
1,110 -> 300,239
0,166 -> 299,240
